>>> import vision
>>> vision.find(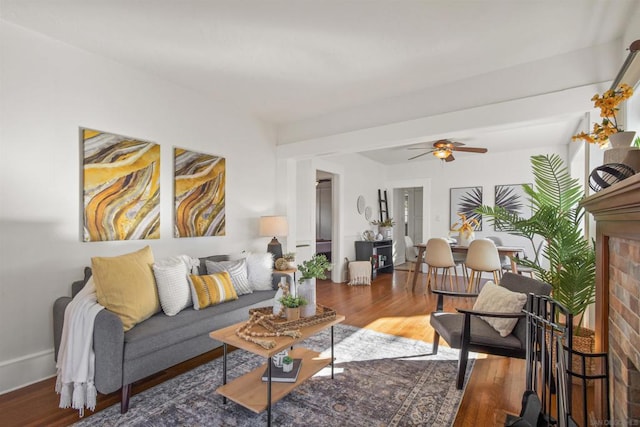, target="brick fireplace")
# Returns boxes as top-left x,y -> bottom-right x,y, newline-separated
582,174 -> 640,424
609,237 -> 640,422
